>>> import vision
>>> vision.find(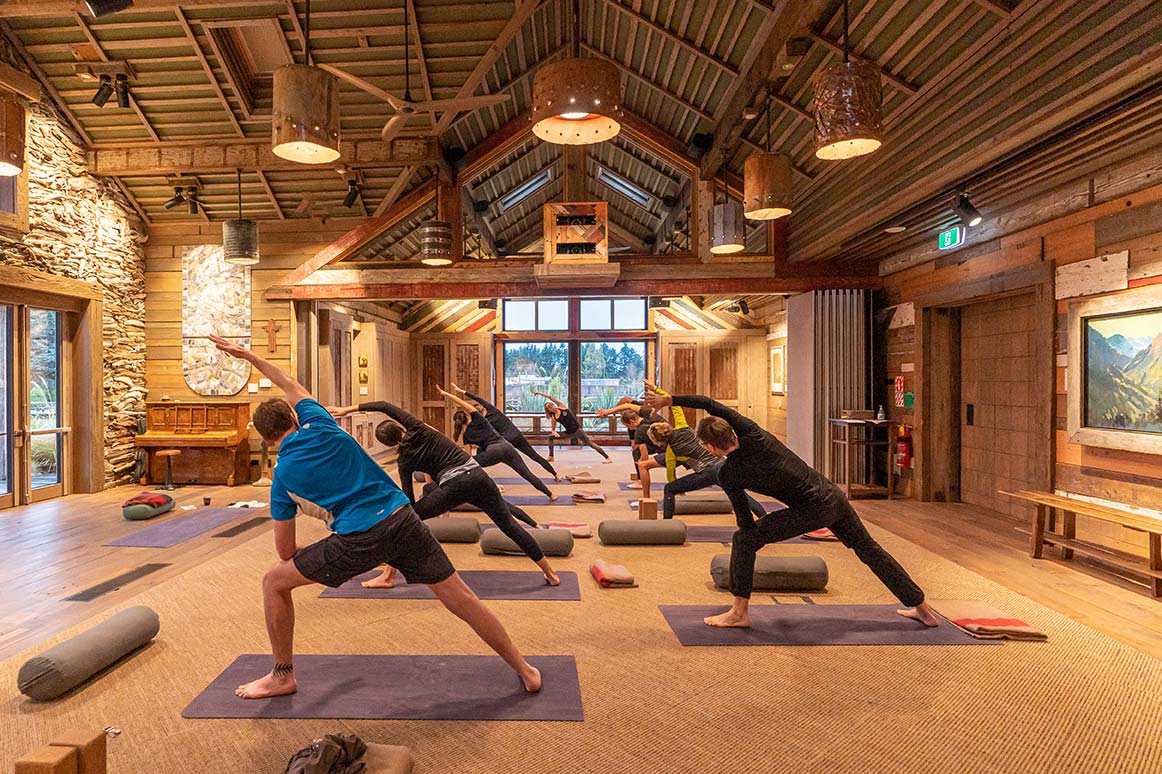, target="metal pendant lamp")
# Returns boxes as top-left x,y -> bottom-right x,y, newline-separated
530,0 -> 622,145
710,180 -> 745,255
744,94 -> 793,220
272,0 -> 340,164
813,0 -> 883,161
223,170 -> 260,266
418,181 -> 453,266
0,90 -> 25,177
